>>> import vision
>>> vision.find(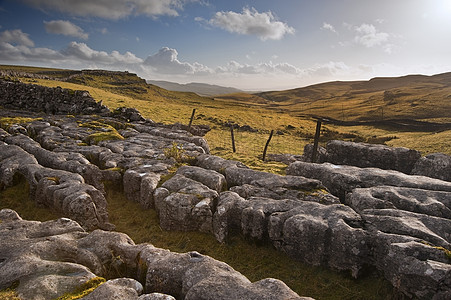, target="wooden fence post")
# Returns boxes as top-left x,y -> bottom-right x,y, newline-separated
188,108 -> 196,129
230,125 -> 236,153
311,120 -> 322,163
262,130 -> 274,161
